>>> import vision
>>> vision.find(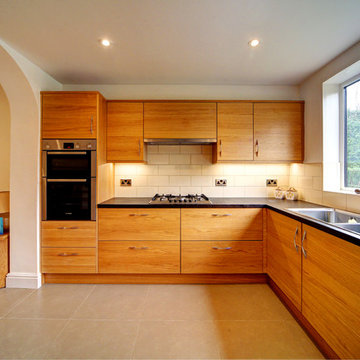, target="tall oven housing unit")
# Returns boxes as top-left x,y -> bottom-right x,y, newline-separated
42,139 -> 96,221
